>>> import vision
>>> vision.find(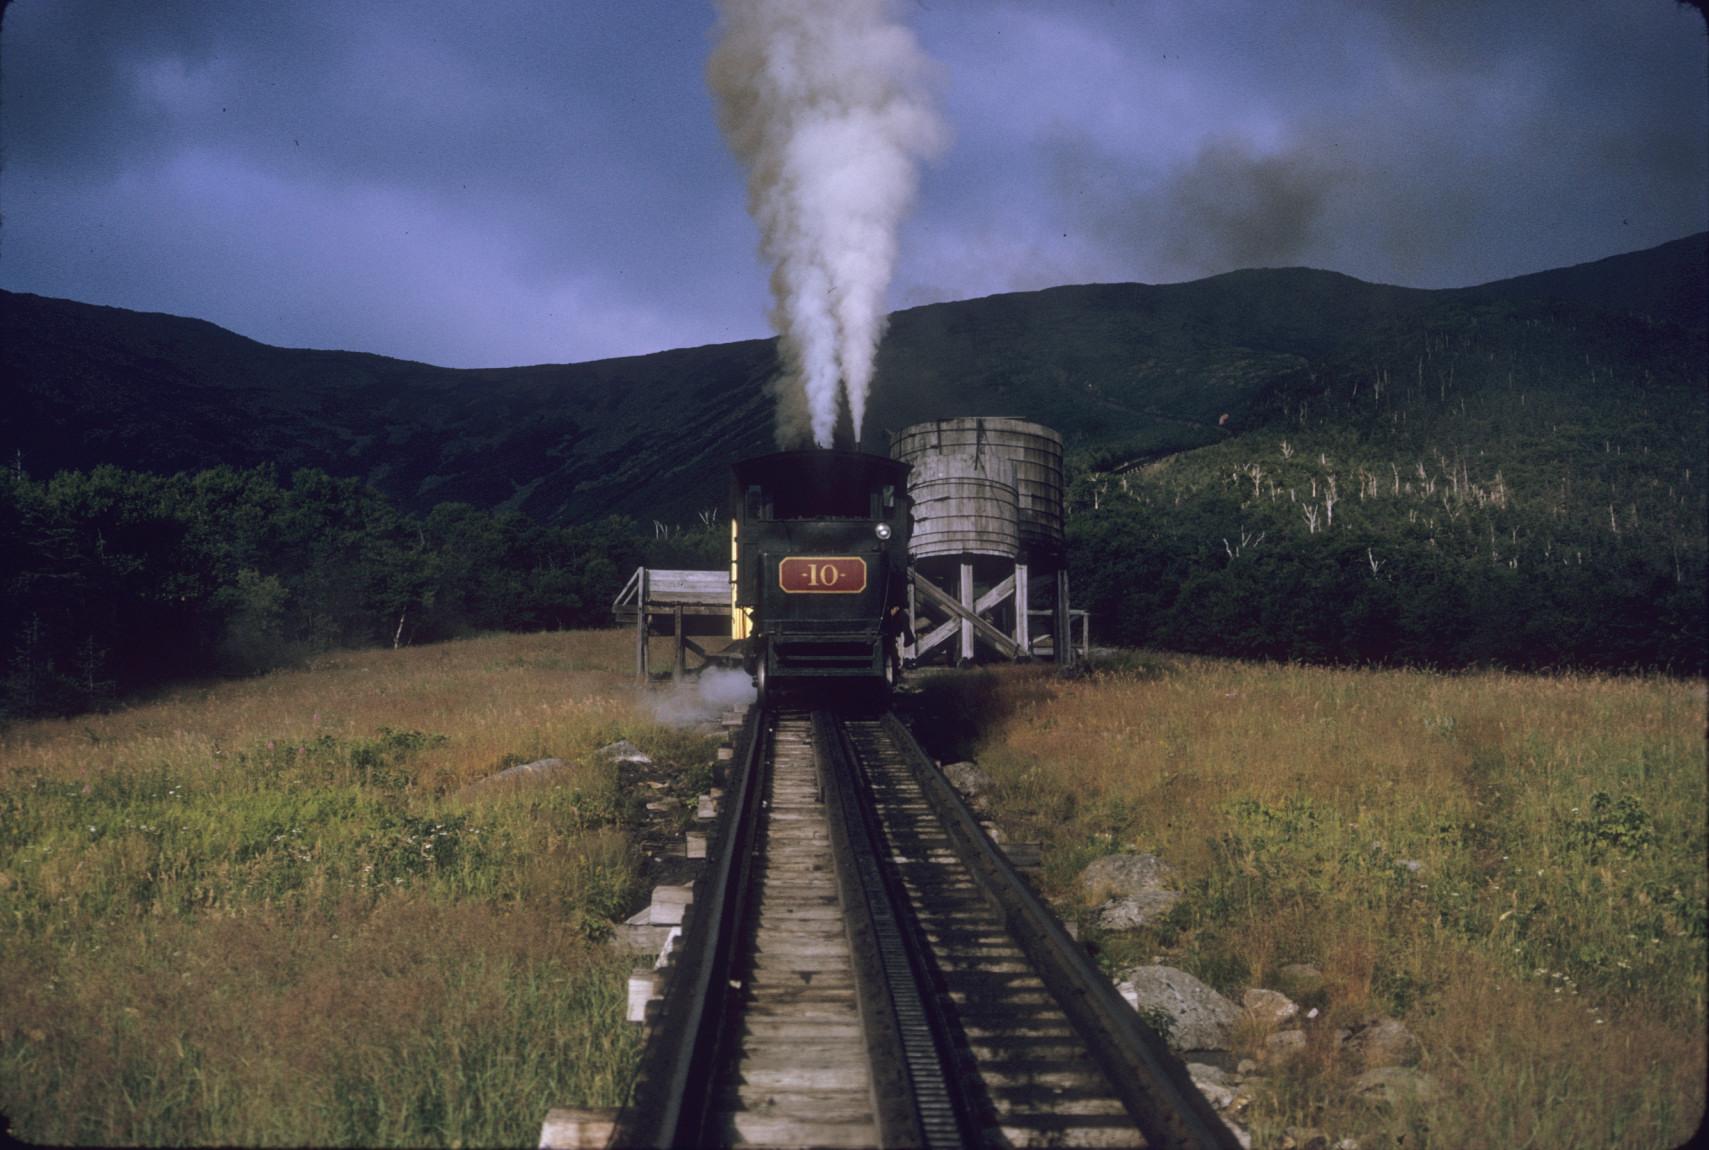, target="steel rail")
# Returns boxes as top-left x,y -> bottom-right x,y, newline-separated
875,711 -> 1242,1150
613,701 -> 1239,1148
609,705 -> 770,1148
813,709 -> 974,1149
